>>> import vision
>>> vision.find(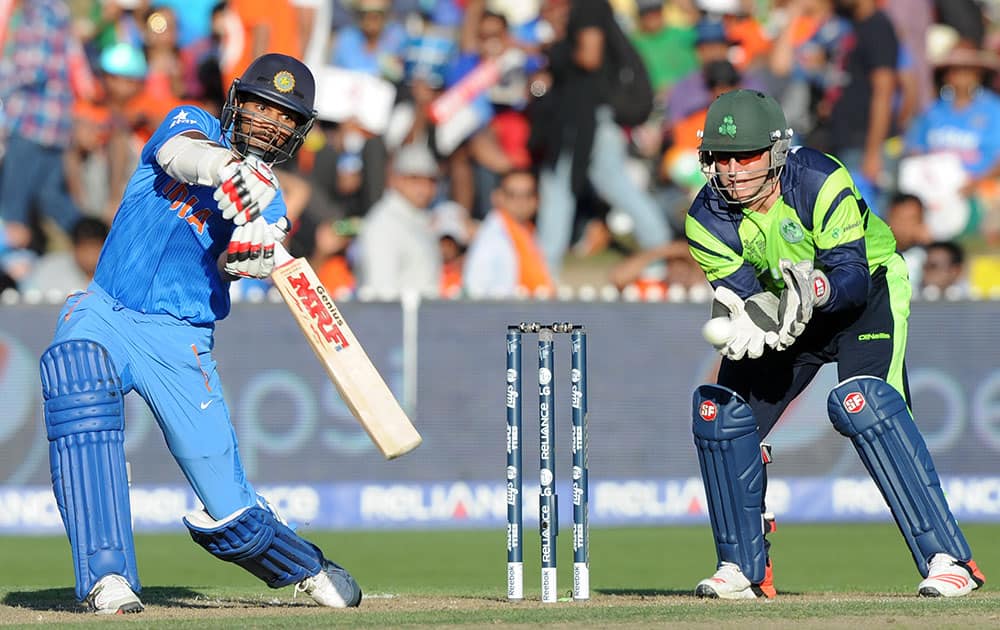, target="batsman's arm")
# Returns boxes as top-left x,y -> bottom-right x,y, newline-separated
156,131 -> 235,187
